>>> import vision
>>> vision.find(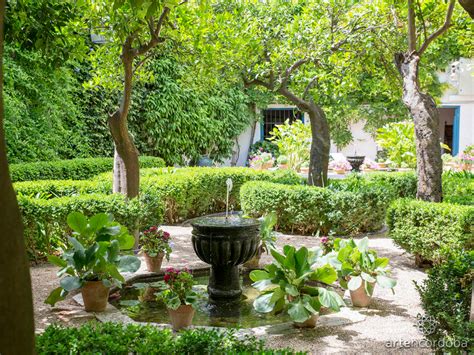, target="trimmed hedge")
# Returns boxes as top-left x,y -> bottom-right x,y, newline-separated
241,181 -> 394,236
18,168 -> 300,259
36,323 -> 287,354
443,174 -> 474,206
18,193 -> 163,261
415,250 -> 473,351
387,199 -> 474,263
9,156 -> 165,182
